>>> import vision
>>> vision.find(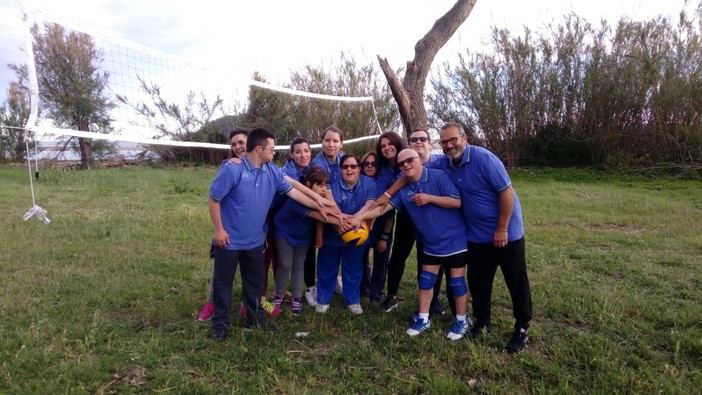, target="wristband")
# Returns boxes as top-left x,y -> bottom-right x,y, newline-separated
380,232 -> 391,240
383,191 -> 392,199
496,228 -> 508,232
